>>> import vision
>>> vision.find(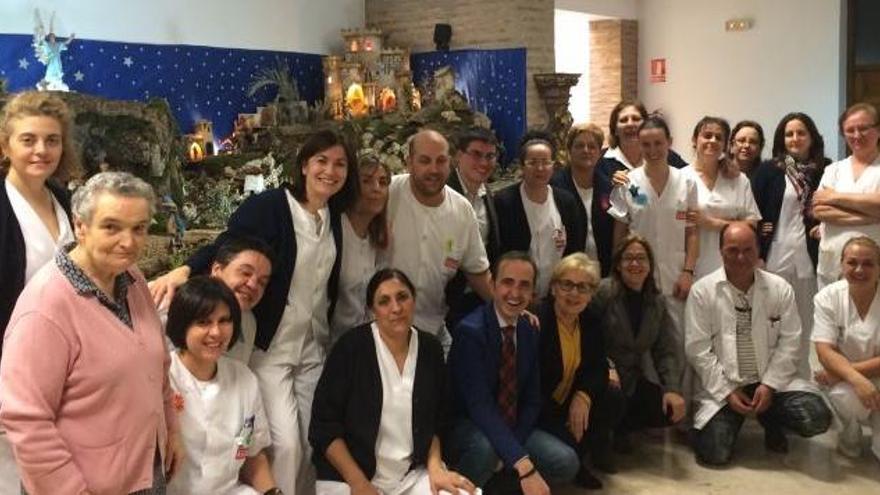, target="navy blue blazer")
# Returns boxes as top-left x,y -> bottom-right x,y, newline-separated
186,186 -> 343,351
493,182 -> 586,260
450,302 -> 542,467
